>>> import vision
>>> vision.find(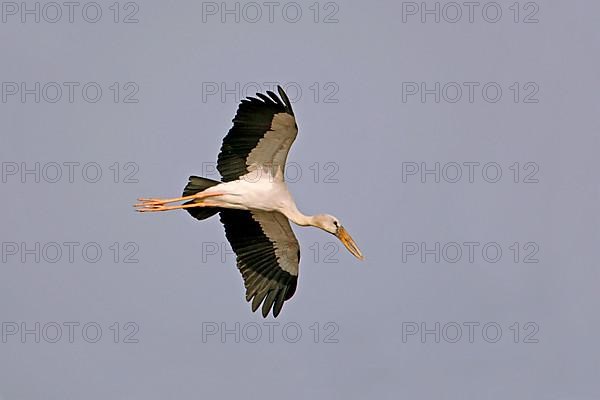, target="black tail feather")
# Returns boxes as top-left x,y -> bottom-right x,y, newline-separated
182,176 -> 221,221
